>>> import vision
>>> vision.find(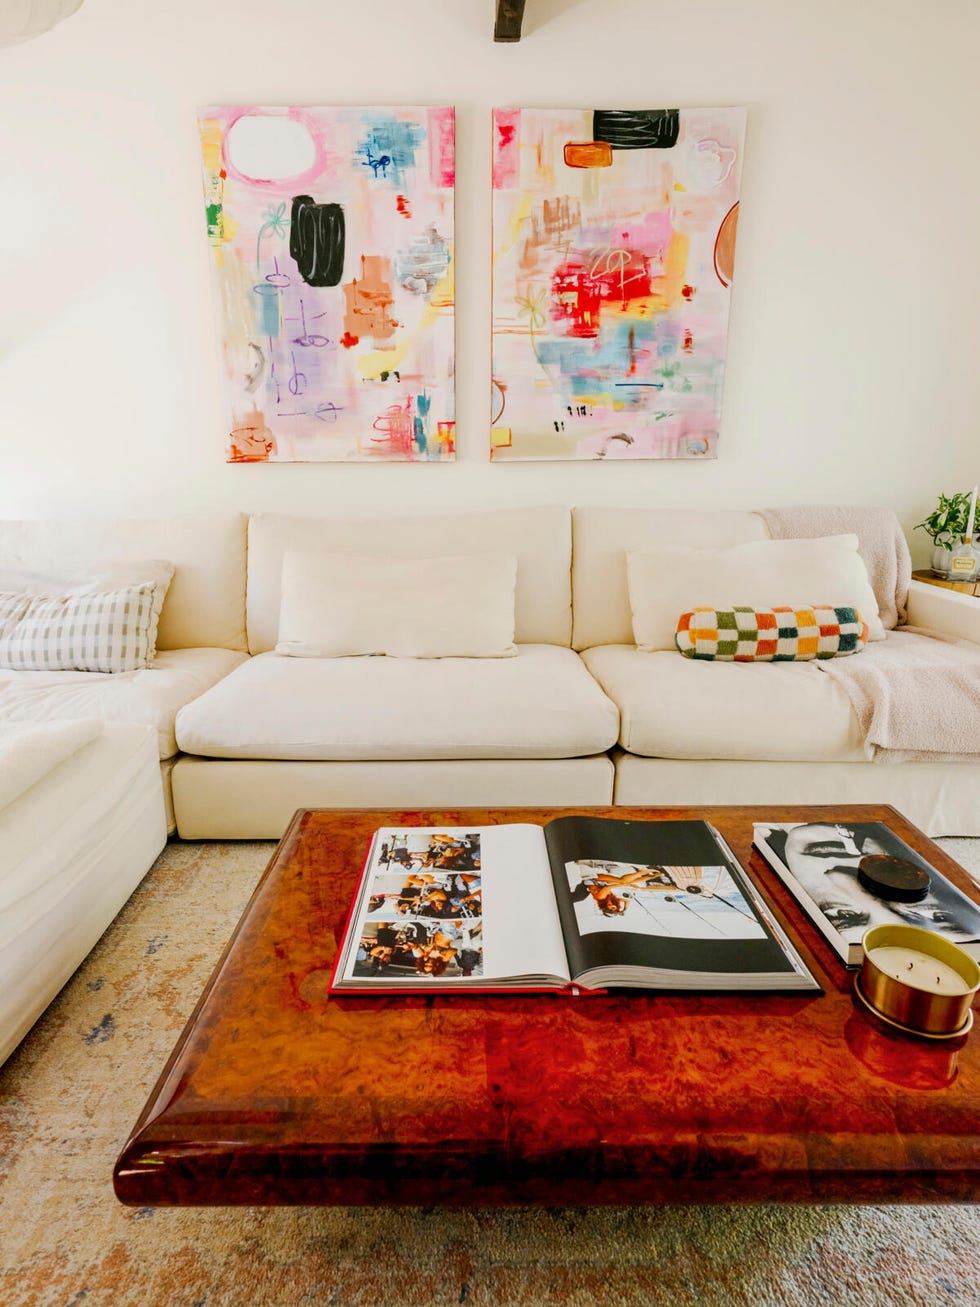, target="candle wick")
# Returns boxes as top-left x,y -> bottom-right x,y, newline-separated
907,962 -> 913,970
